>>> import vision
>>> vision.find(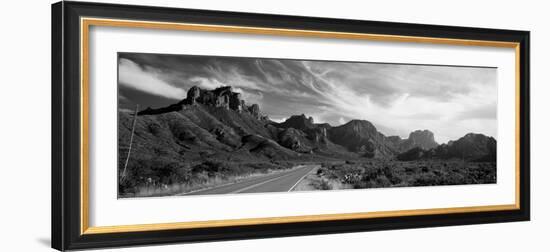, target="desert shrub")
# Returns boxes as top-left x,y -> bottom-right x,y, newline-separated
175,129 -> 196,142
342,172 -> 362,184
147,123 -> 161,135
362,168 -> 382,181
421,166 -> 429,173
316,168 -> 324,175
191,160 -> 225,174
119,159 -> 192,194
375,176 -> 392,187
405,167 -> 417,174
191,160 -> 257,177
314,179 -> 332,190
317,160 -> 496,190
463,162 -> 496,183
412,173 -> 439,186
271,160 -> 293,168
351,181 -> 369,189
247,162 -> 282,172
382,166 -> 402,185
